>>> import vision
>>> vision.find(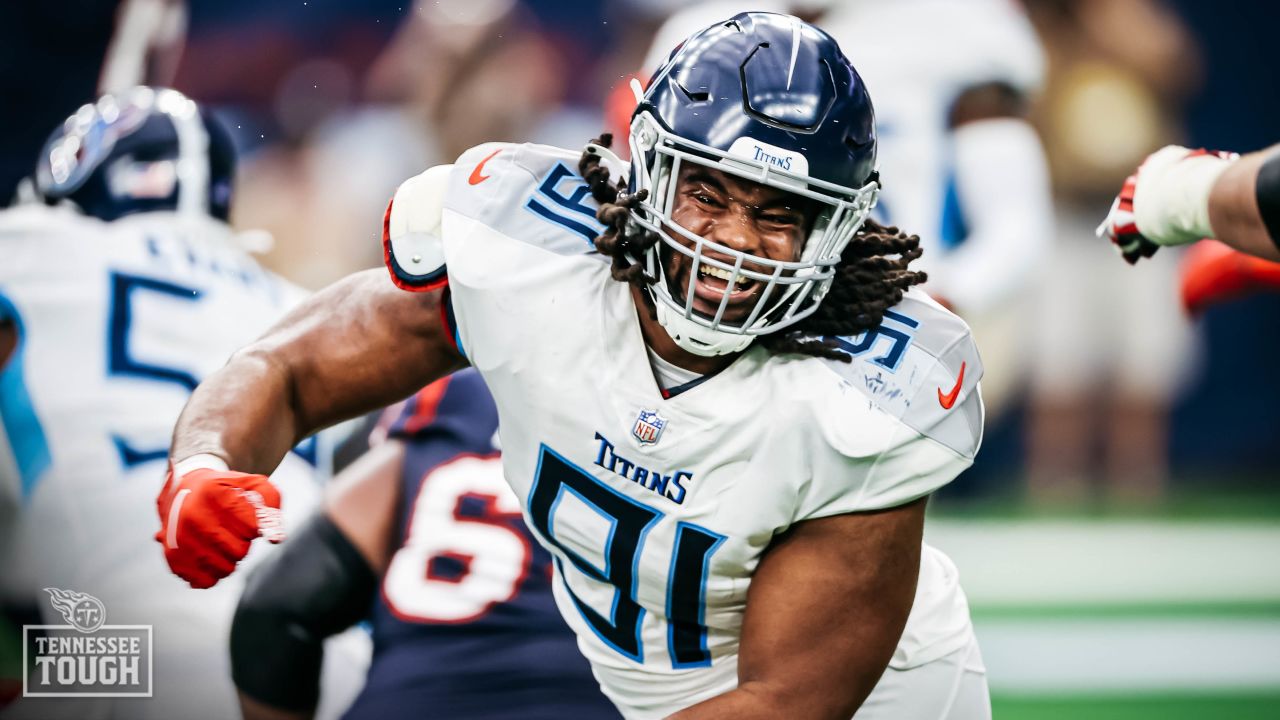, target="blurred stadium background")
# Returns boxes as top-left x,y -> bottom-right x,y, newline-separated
2,0 -> 1278,718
